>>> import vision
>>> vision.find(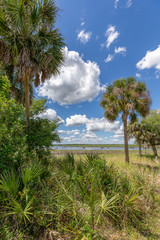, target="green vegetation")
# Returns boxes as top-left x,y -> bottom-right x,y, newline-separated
0,73 -> 60,172
0,0 -> 159,239
0,0 -> 64,129
0,151 -> 160,239
128,111 -> 160,158
0,74 -> 160,238
100,77 -> 151,163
